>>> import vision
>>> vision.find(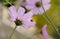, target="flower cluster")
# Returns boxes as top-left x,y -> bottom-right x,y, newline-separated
8,0 -> 51,39
21,0 -> 51,14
